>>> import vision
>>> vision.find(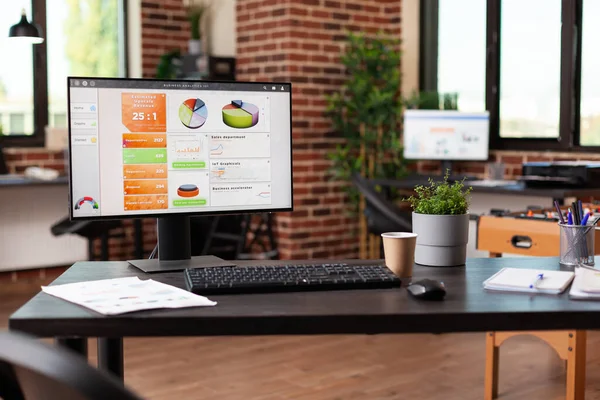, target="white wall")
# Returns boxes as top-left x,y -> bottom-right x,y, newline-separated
0,185 -> 88,271
402,0 -> 420,96
128,0 -> 142,78
208,0 -> 236,57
